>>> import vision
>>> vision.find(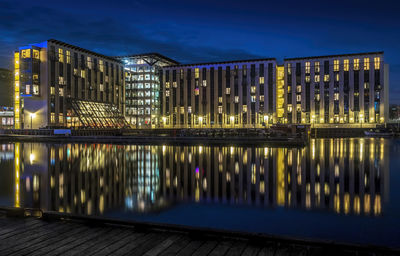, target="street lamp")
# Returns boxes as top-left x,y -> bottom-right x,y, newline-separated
30,113 -> 36,129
